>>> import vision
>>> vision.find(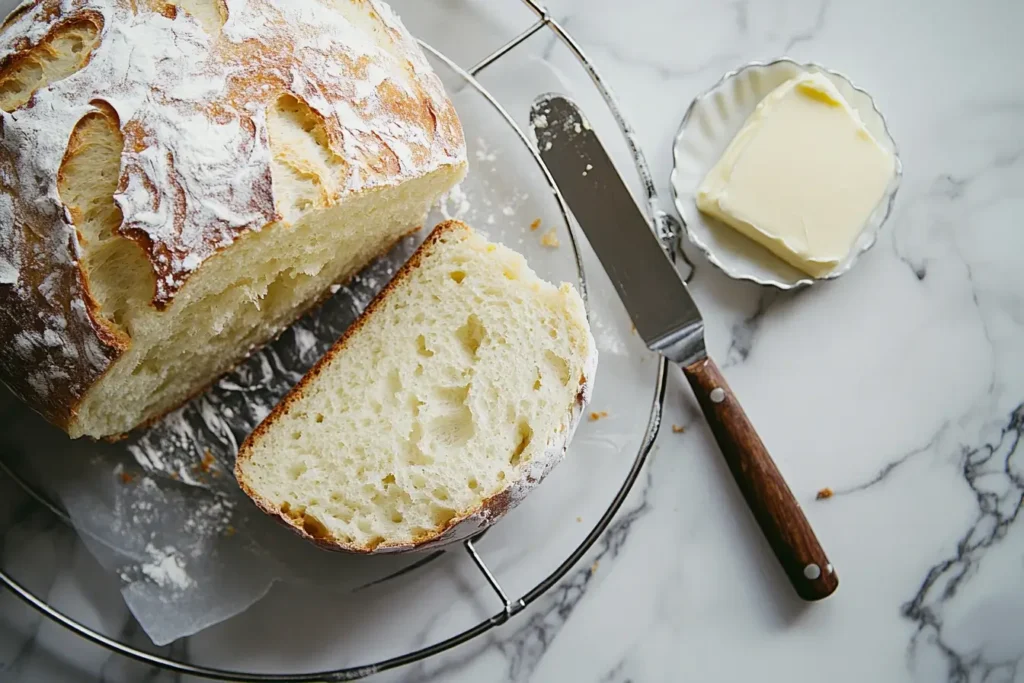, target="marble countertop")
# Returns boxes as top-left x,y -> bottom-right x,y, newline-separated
3,0 -> 1023,681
